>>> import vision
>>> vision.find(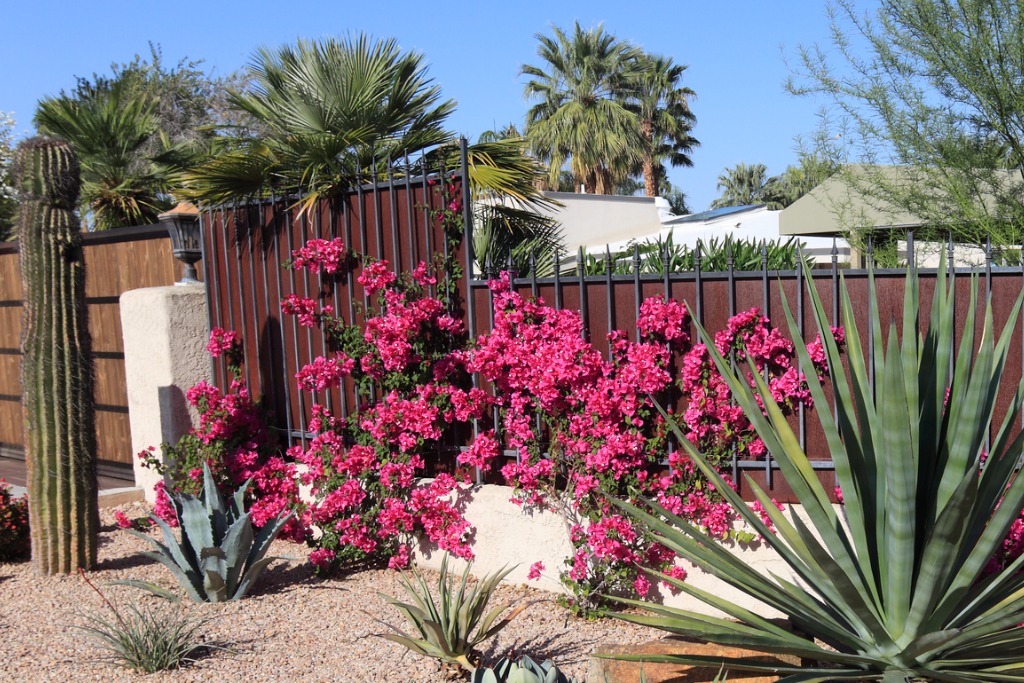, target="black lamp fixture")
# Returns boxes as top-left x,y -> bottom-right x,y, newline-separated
158,201 -> 202,285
